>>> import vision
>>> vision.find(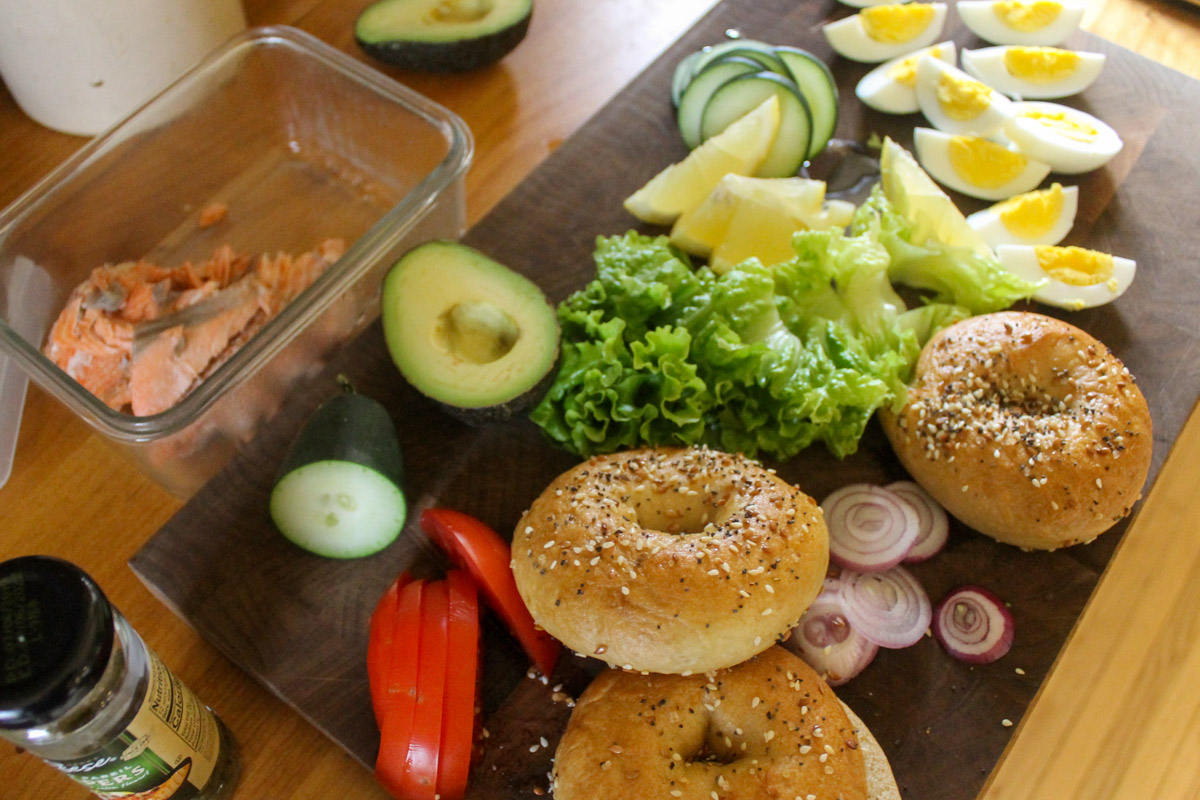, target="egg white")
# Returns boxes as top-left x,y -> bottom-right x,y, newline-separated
914,126 -> 1051,200
966,183 -> 1078,246
856,41 -> 957,114
915,55 -> 1016,136
996,244 -> 1136,308
961,46 -> 1105,99
839,0 -> 912,6
824,3 -> 949,63
1004,101 -> 1123,173
956,0 -> 1086,46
